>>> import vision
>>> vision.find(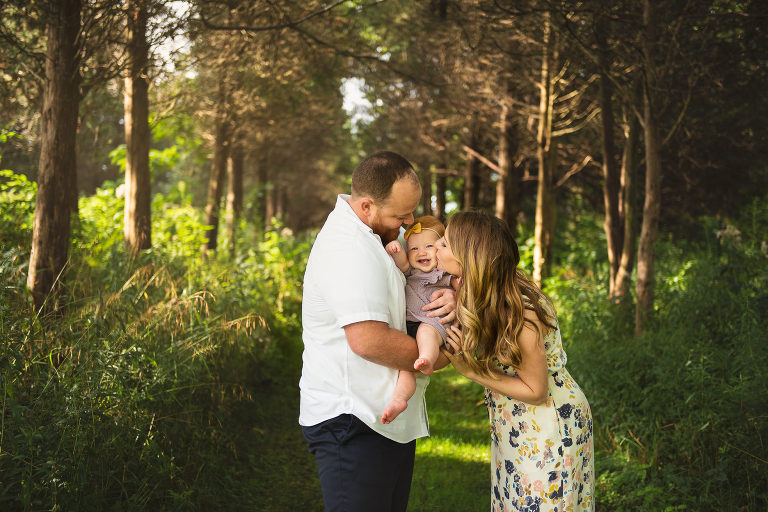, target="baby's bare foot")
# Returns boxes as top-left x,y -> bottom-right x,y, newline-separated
381,398 -> 408,424
414,358 -> 435,375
